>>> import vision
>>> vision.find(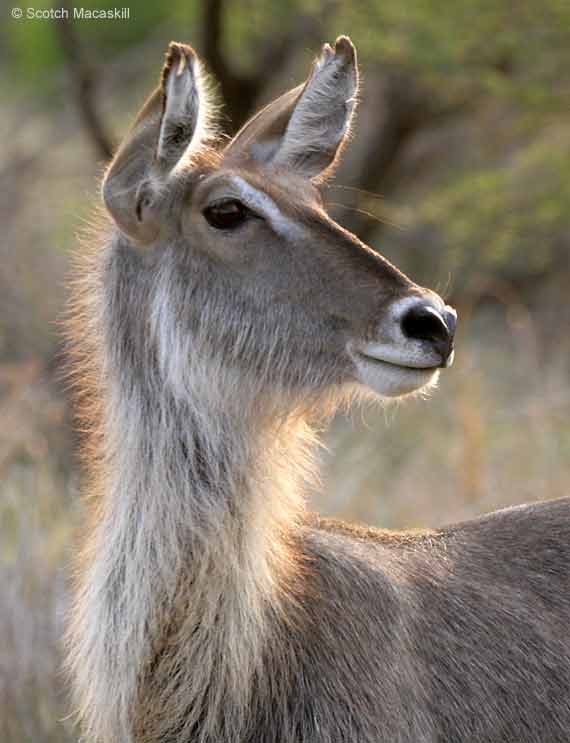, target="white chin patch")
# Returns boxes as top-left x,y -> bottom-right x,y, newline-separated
354,356 -> 440,398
